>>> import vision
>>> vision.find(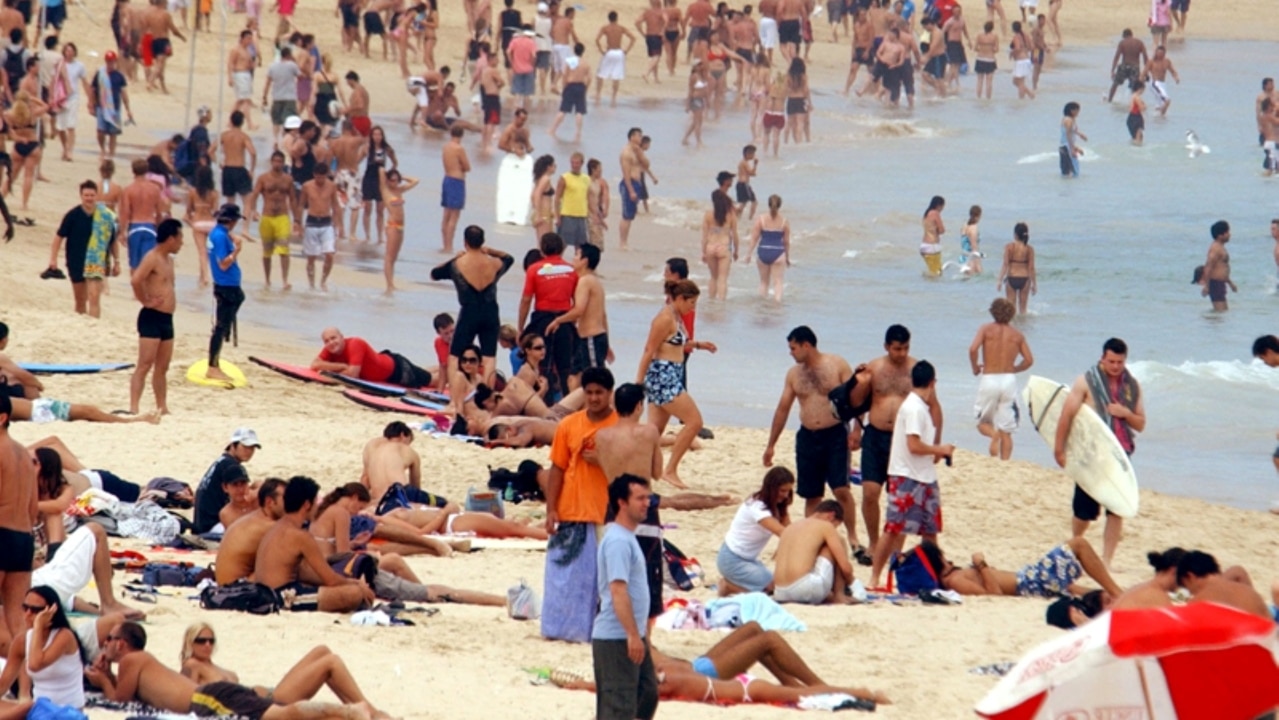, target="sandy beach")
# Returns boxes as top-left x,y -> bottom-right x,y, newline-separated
2,0 -> 1278,717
